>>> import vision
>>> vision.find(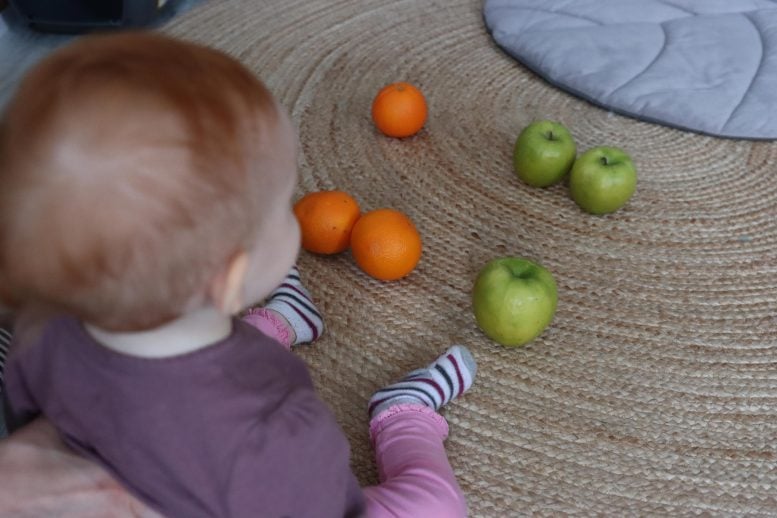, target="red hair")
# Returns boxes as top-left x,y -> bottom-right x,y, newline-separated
0,32 -> 283,330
